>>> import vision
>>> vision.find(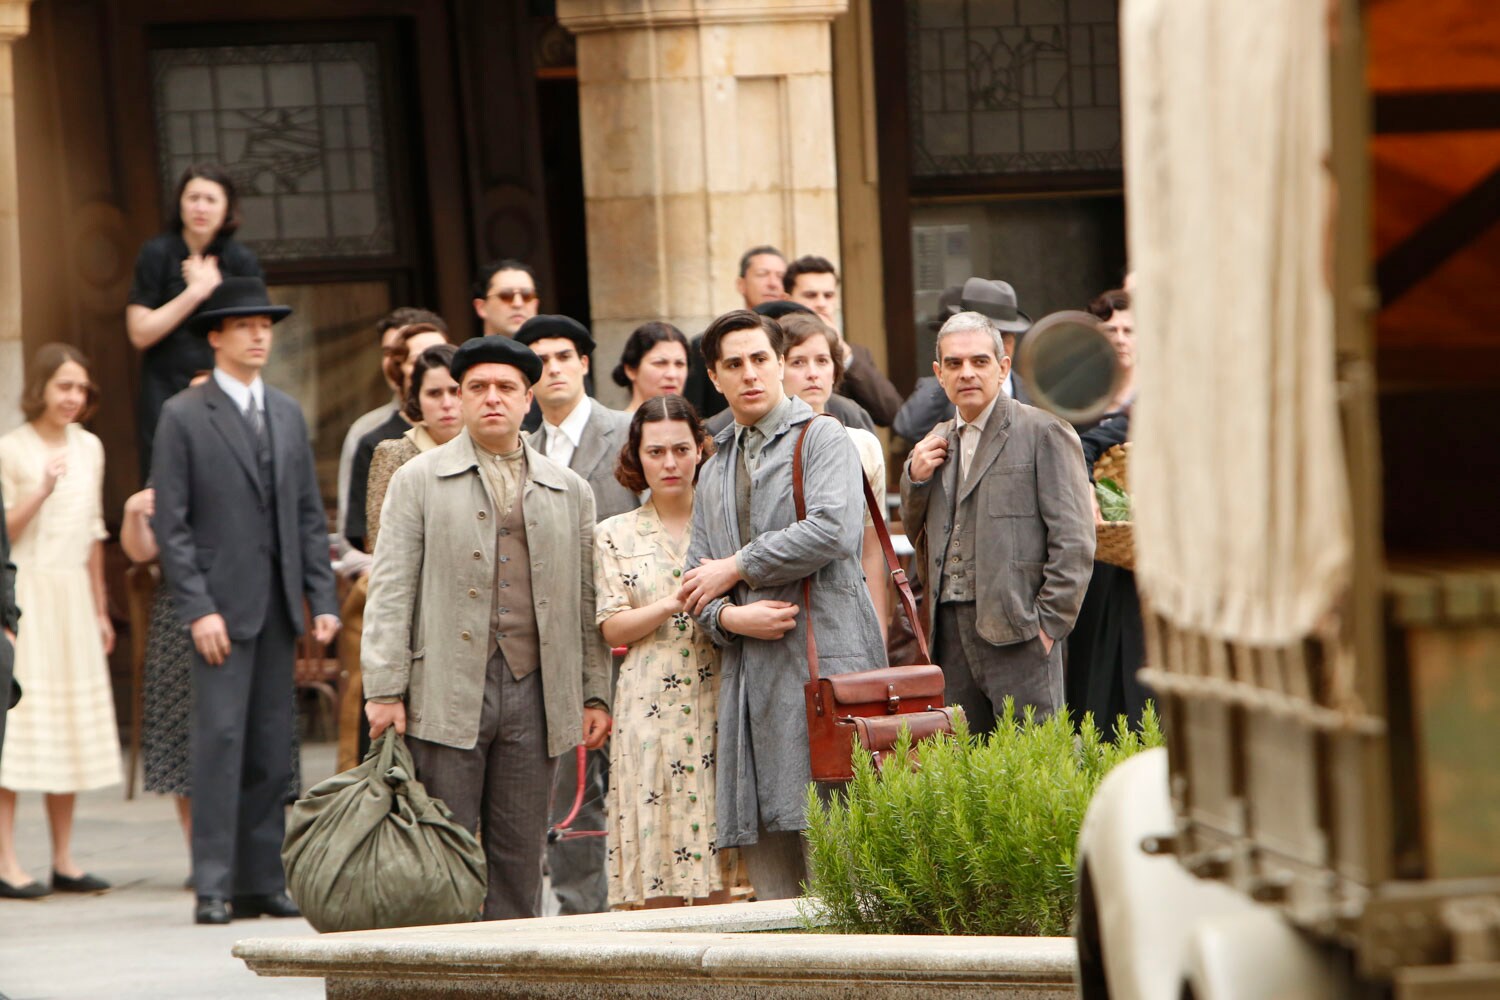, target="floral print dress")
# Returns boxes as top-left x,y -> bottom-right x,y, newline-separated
596,501 -> 736,906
